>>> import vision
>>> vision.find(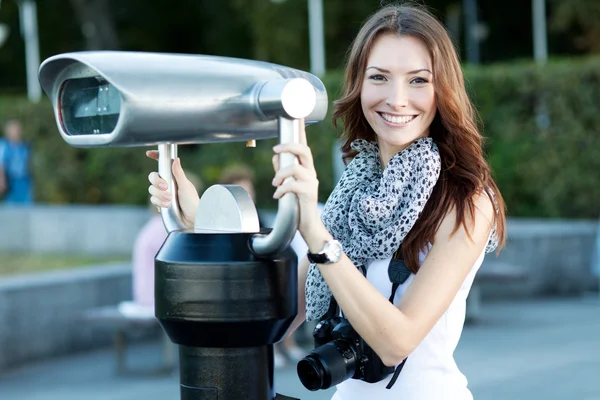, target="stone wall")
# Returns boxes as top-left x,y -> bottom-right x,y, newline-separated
0,263 -> 131,371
